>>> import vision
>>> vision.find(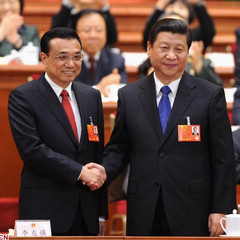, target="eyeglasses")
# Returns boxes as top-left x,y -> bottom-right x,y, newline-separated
54,54 -> 85,63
